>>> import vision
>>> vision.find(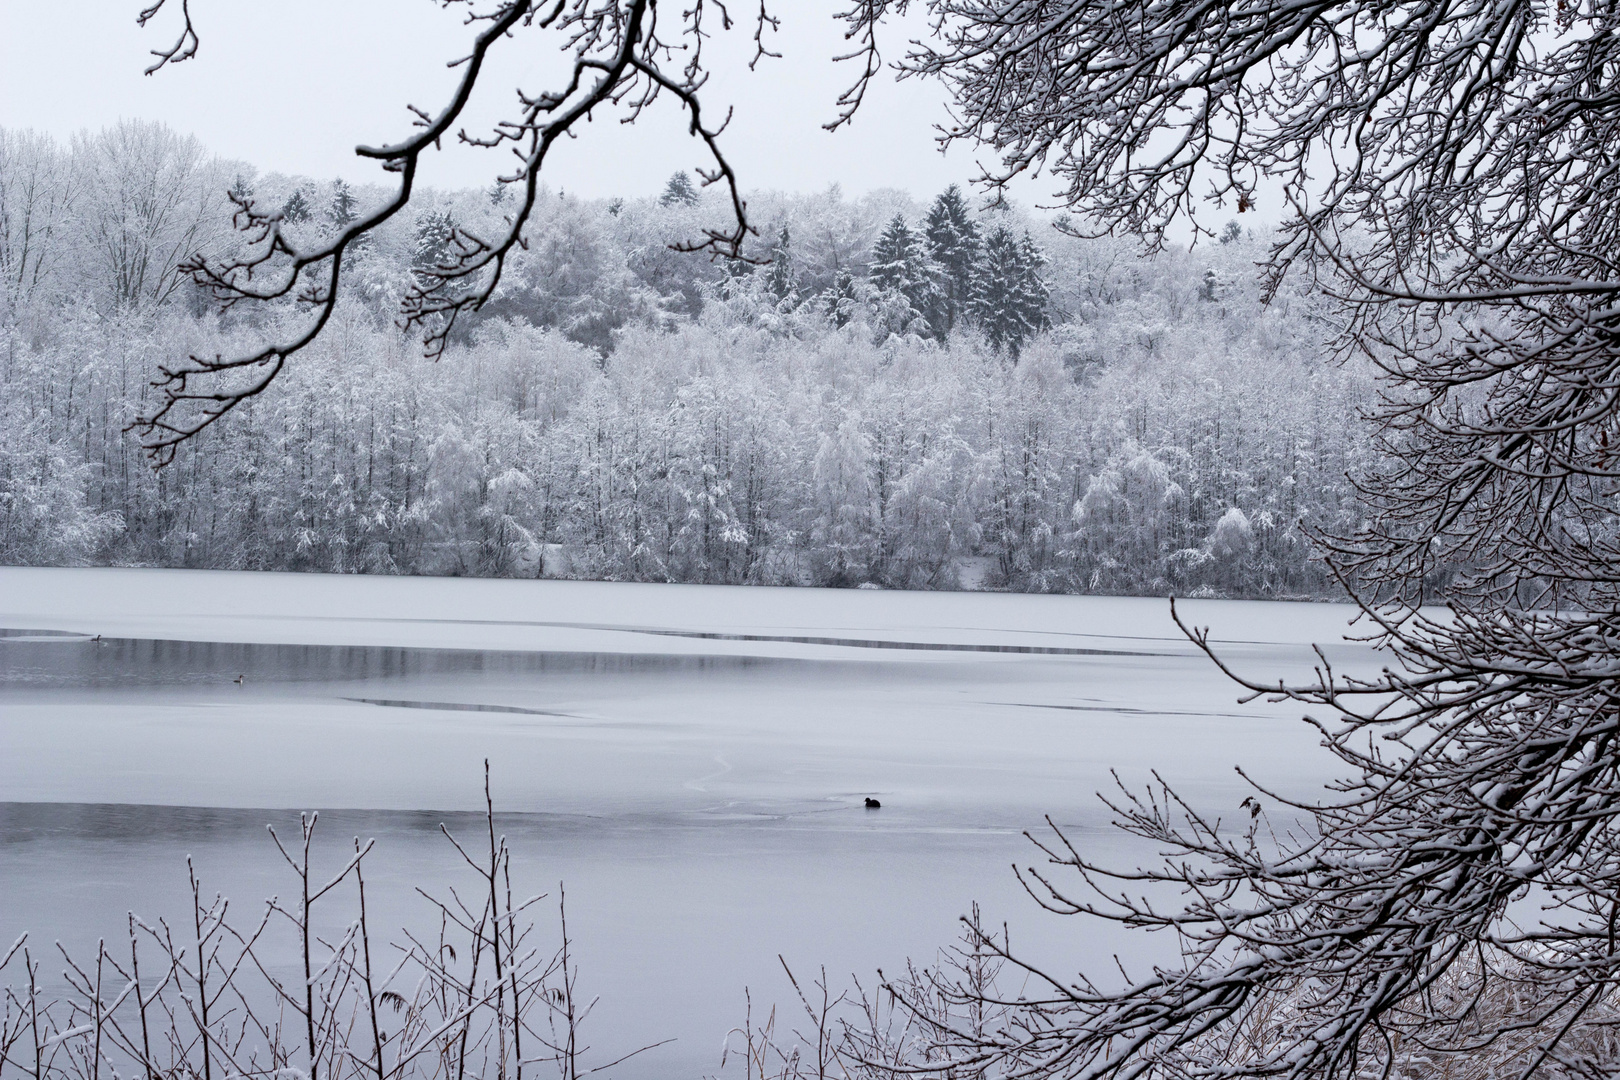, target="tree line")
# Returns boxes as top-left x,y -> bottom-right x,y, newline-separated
0,121 -> 1368,596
